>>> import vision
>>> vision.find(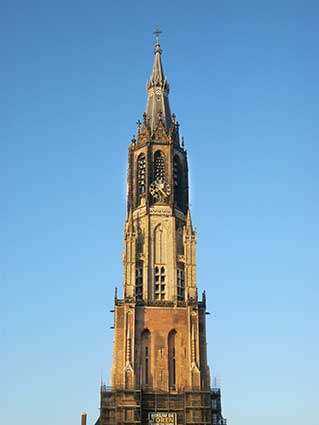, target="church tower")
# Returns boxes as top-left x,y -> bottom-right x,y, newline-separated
99,35 -> 226,425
